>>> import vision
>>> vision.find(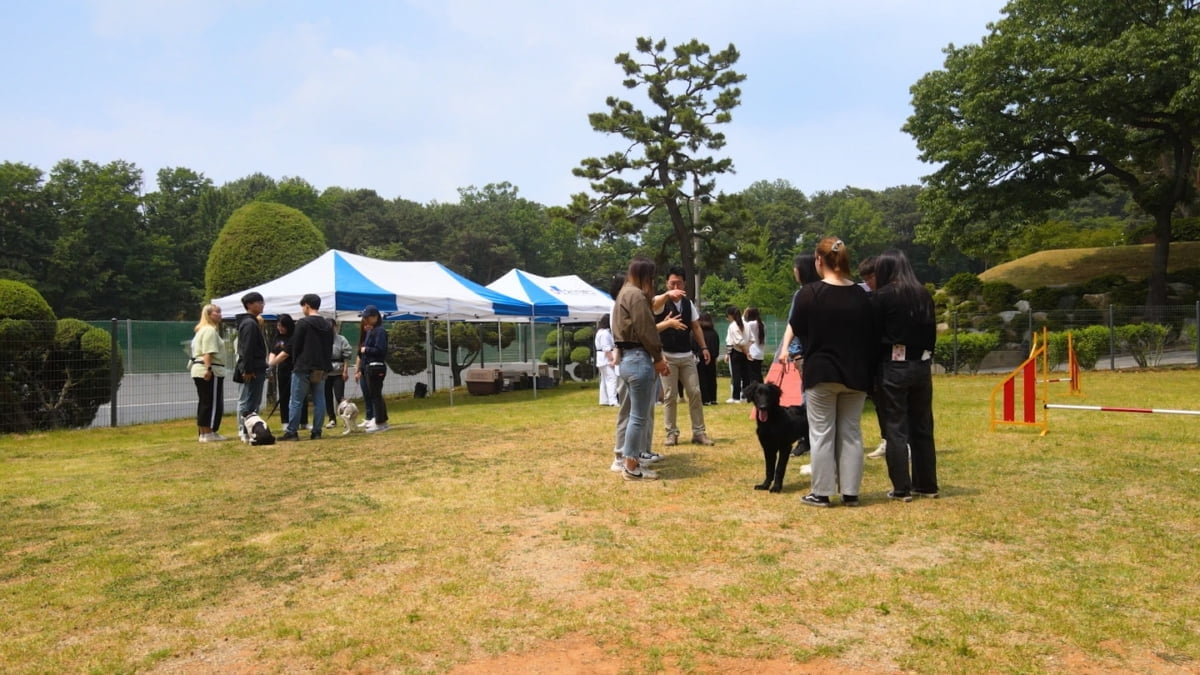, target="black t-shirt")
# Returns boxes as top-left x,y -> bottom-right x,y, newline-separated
788,281 -> 876,392
873,284 -> 936,360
